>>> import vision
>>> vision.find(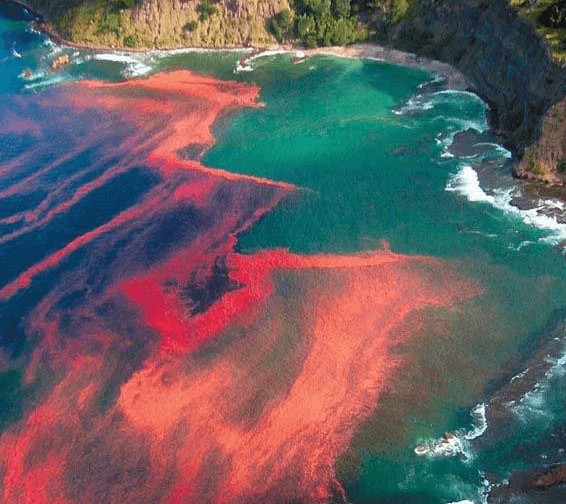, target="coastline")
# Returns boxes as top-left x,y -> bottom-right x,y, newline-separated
33,15 -> 469,91
26,8 -> 566,238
